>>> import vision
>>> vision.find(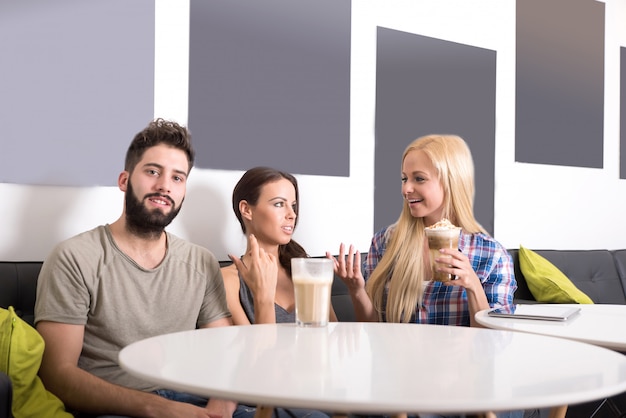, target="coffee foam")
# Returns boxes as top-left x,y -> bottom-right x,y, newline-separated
425,218 -> 458,231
